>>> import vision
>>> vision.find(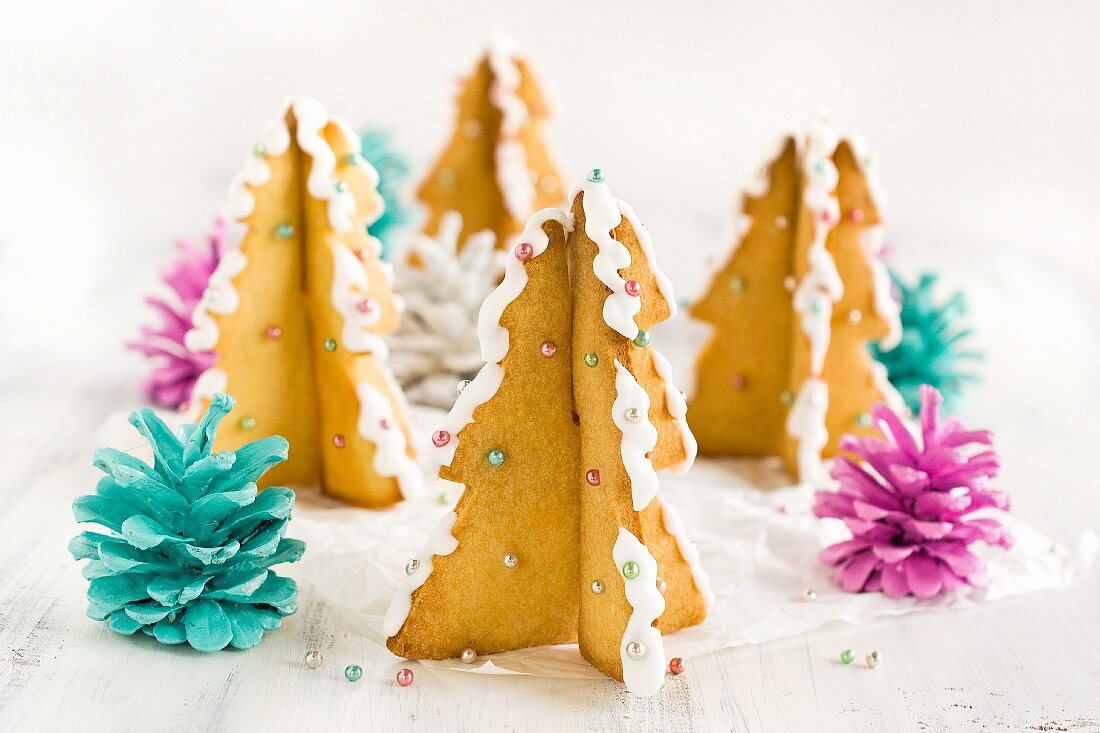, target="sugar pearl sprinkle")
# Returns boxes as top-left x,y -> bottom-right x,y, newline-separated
332,434 -> 346,449
461,648 -> 477,664
431,430 -> 451,447
503,553 -> 518,569
304,650 -> 323,669
584,352 -> 598,368
669,657 -> 685,675
632,330 -> 651,348
264,325 -> 282,340
396,668 -> 414,687
514,242 -> 534,262
624,407 -> 642,423
624,279 -> 641,297
540,340 -> 557,358
622,561 -> 640,580
866,650 -> 882,668
840,649 -> 855,665
585,469 -> 601,486
405,559 -> 420,576
487,449 -> 505,467
344,664 -> 362,682
457,379 -> 471,395
591,579 -> 604,594
802,588 -> 817,601
625,641 -> 646,660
